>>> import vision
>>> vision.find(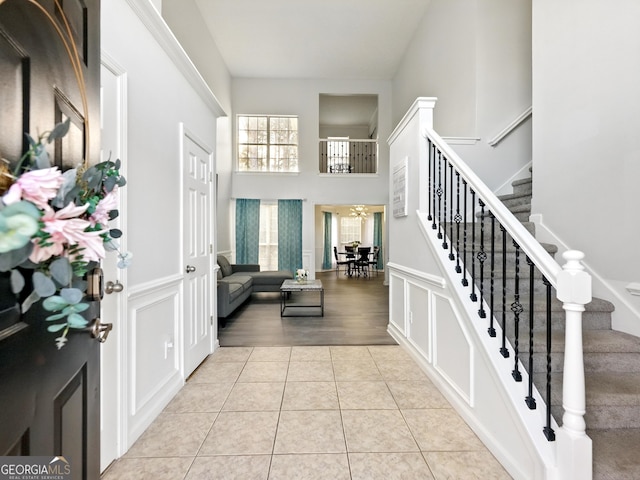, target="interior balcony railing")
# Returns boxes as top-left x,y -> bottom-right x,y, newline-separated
319,138 -> 378,174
